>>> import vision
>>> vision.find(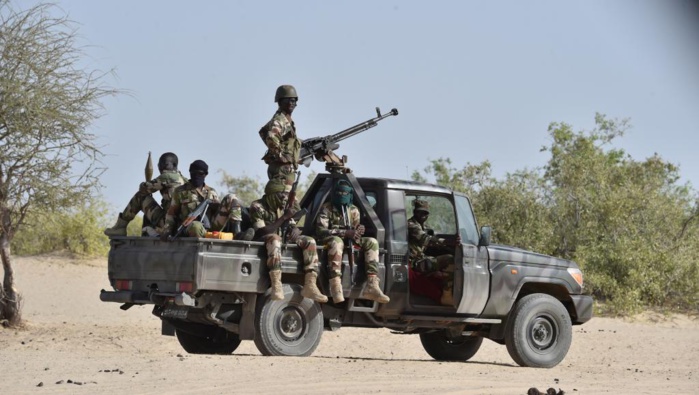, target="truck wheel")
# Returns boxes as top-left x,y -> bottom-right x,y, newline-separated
505,293 -> 572,368
175,328 -> 241,355
254,283 -> 324,357
419,331 -> 483,361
